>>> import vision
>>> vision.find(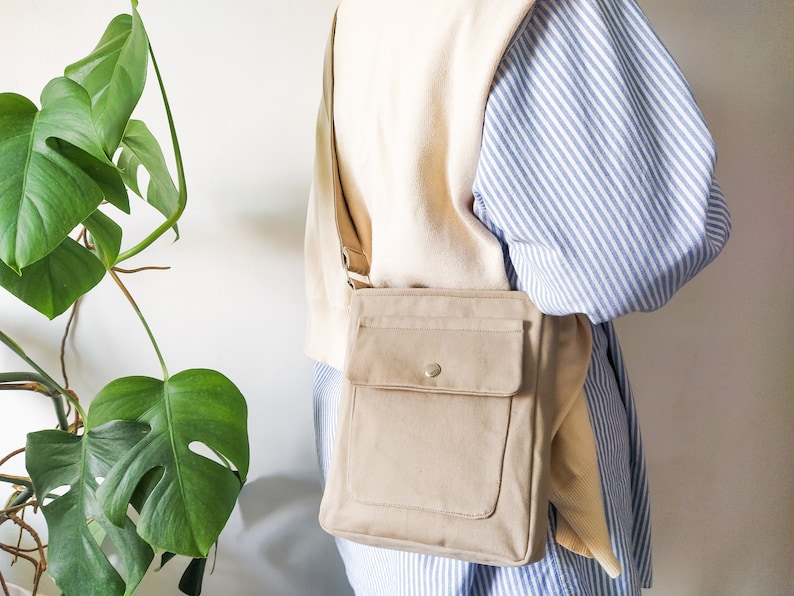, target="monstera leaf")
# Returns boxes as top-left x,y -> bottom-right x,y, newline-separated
118,119 -> 181,237
52,137 -> 130,213
65,9 -> 149,155
88,369 -> 250,557
26,421 -> 156,596
0,237 -> 106,319
84,209 -> 124,267
0,81 -> 112,273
